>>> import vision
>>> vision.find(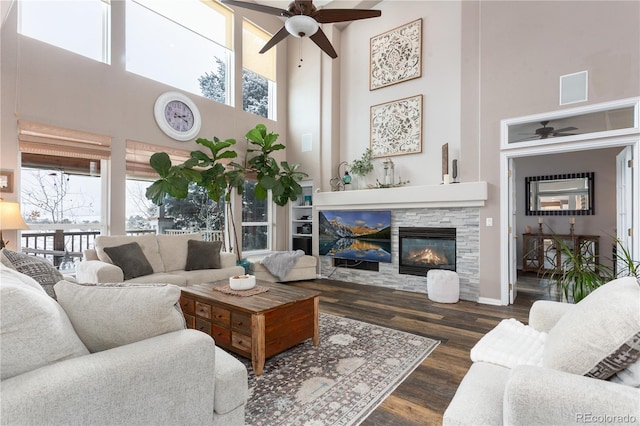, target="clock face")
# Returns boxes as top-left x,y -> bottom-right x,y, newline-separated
164,100 -> 194,132
154,91 -> 202,141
